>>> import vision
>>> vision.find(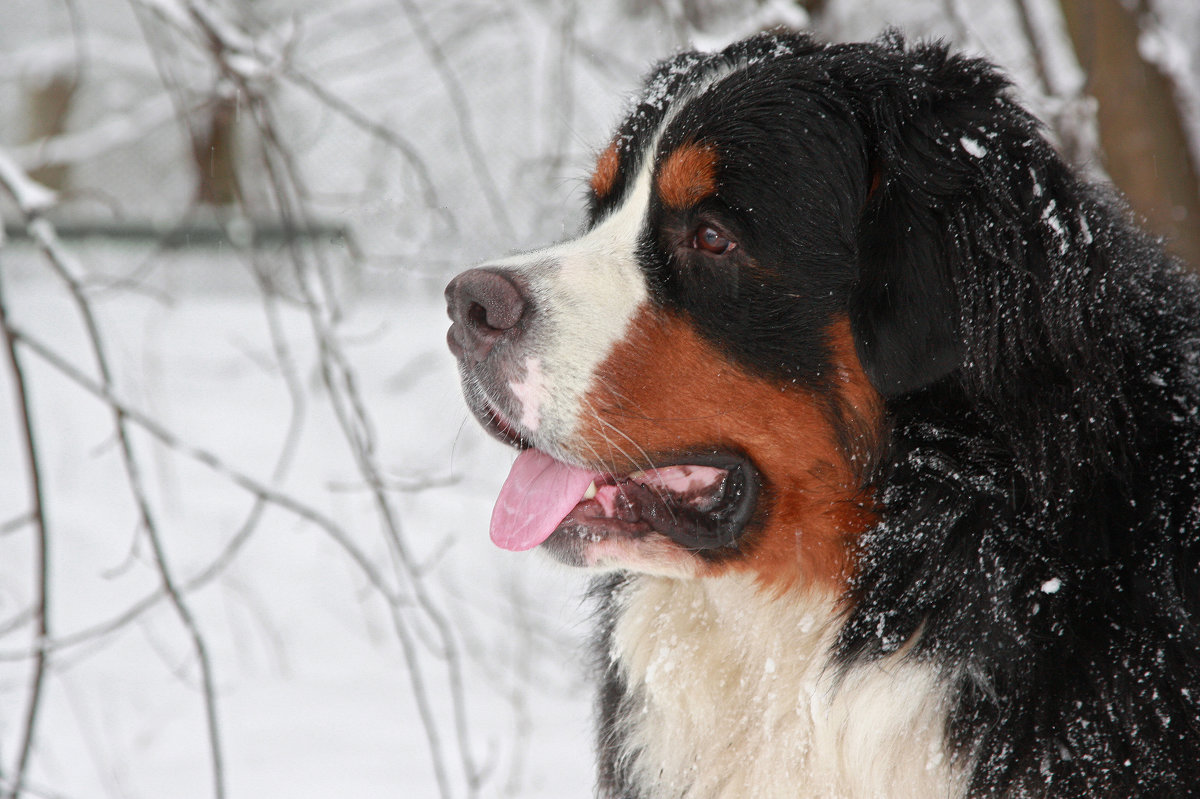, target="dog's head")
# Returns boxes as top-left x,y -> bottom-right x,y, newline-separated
447,31 -> 1046,589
